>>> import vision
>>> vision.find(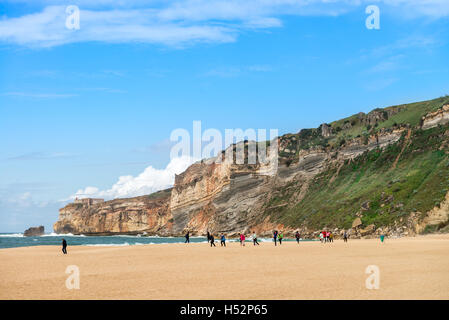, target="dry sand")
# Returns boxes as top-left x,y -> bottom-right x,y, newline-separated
1,234 -> 448,299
